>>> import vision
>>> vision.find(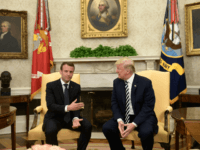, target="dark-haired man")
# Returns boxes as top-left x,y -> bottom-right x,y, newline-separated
42,62 -> 92,150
